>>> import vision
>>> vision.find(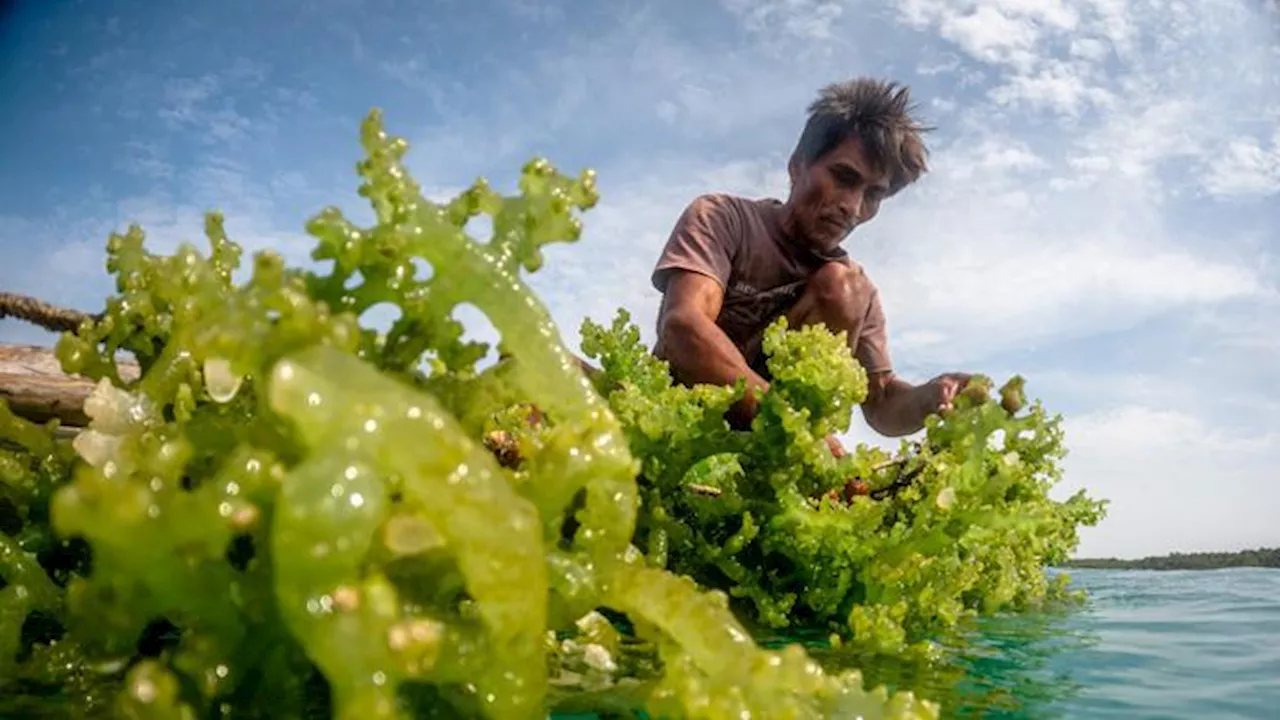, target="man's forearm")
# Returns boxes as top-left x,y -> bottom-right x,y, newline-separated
660,311 -> 769,423
861,374 -> 931,437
